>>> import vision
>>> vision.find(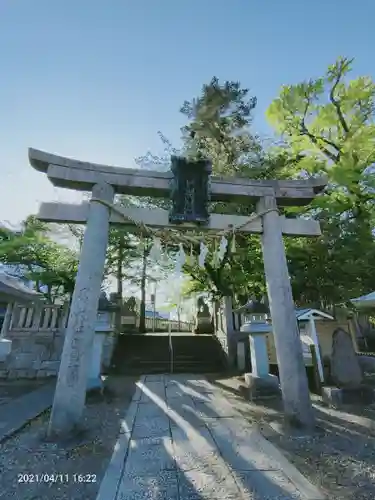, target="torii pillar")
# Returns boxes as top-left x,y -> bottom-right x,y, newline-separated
258,196 -> 314,429
48,182 -> 114,437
